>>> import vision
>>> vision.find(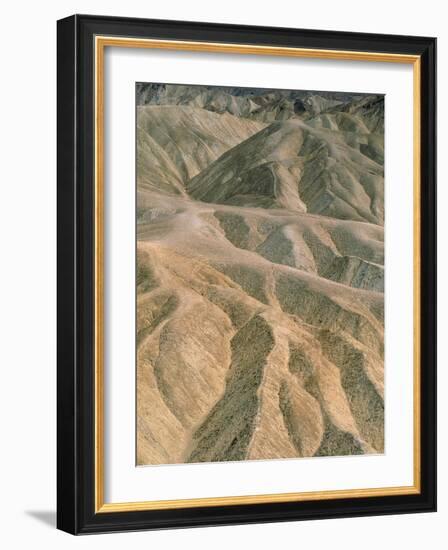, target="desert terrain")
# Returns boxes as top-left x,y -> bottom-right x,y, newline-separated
135,84 -> 385,465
